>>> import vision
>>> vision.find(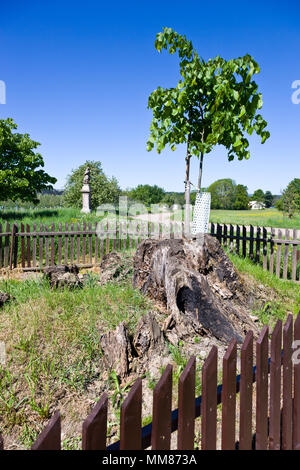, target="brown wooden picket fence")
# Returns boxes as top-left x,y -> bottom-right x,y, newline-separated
211,223 -> 300,283
1,311 -> 300,450
0,220 -> 299,282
